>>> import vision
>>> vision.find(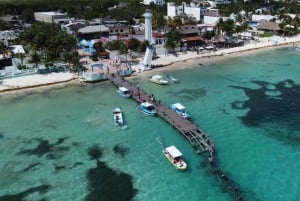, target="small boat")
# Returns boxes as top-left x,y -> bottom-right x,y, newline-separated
113,107 -> 124,126
149,75 -> 168,85
162,145 -> 187,170
139,102 -> 157,116
170,103 -> 191,119
294,45 -> 300,51
117,86 -> 131,98
166,75 -> 178,83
